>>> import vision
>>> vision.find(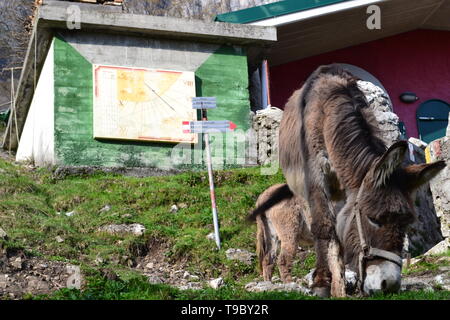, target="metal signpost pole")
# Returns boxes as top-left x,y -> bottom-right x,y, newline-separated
202,108 -> 221,250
